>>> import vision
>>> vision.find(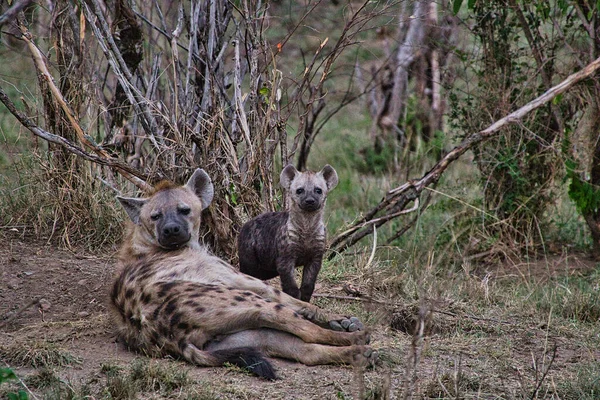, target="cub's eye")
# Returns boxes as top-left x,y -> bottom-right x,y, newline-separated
314,187 -> 323,194
179,207 -> 191,216
296,188 -> 304,195
150,213 -> 162,221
